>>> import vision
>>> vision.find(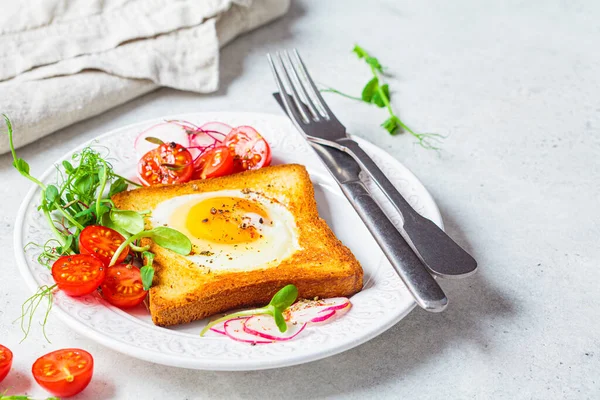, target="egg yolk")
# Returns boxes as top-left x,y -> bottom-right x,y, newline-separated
184,197 -> 270,244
